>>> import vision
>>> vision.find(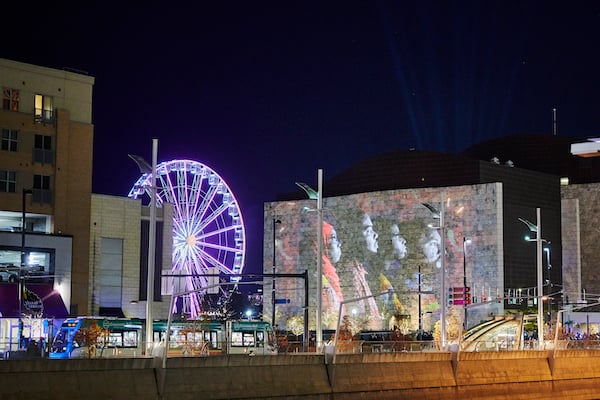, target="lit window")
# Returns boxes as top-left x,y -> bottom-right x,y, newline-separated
242,332 -> 255,346
0,170 -> 16,192
2,88 -> 19,111
1,129 -> 18,152
231,331 -> 243,346
34,94 -> 53,122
